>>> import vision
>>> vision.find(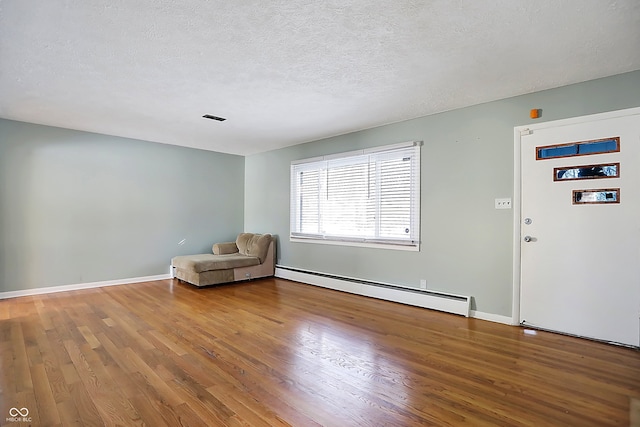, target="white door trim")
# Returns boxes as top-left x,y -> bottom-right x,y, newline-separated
511,106 -> 640,326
